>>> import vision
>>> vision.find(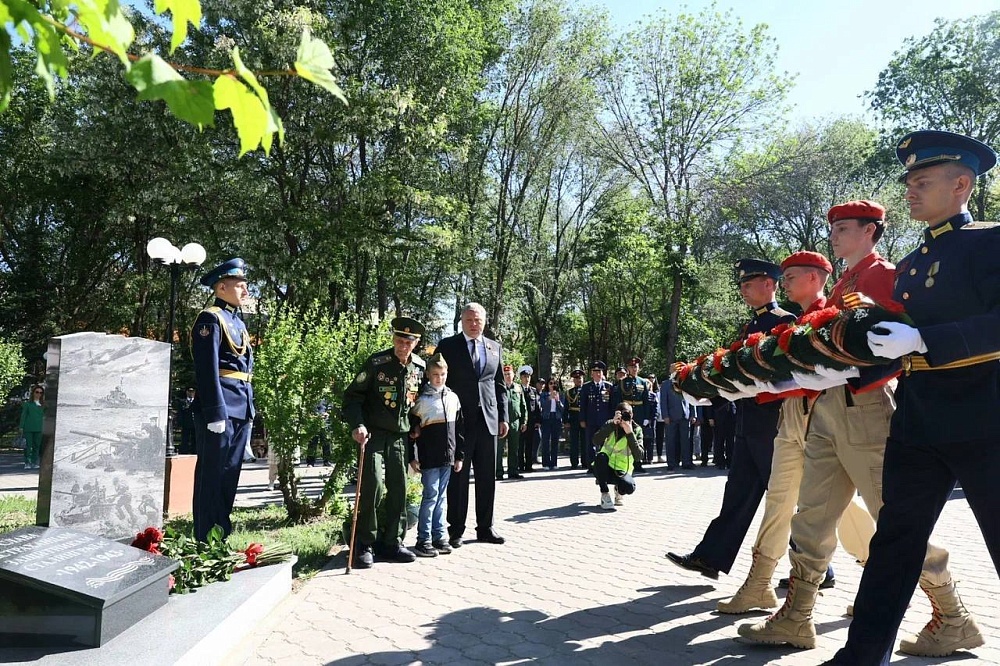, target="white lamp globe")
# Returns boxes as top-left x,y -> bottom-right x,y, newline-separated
180,243 -> 207,266
146,237 -> 173,261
